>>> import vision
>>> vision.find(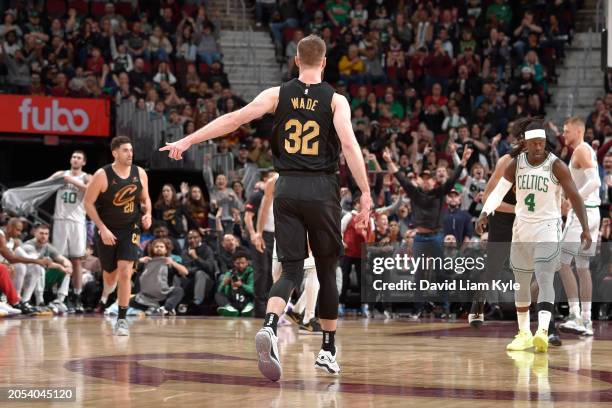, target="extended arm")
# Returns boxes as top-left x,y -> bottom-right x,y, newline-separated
483,154 -> 515,213
476,158 -> 516,234
161,87 -> 280,159
554,159 -> 591,249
